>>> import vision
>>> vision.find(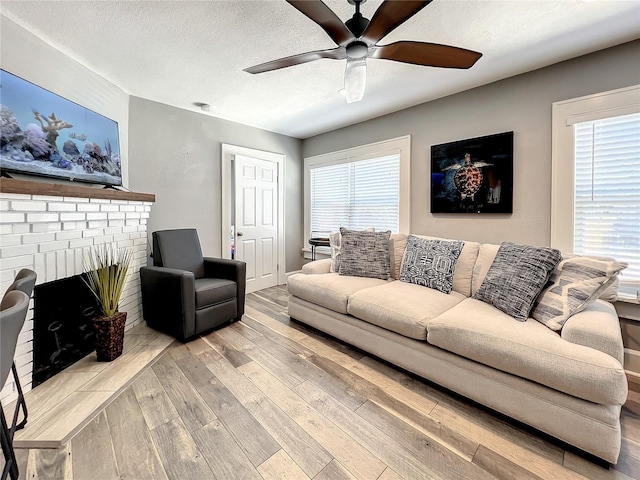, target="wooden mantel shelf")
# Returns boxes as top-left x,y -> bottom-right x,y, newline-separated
0,177 -> 155,203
